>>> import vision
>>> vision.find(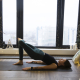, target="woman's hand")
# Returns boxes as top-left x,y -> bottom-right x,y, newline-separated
22,67 -> 31,71
26,61 -> 33,63
26,61 -> 37,63
26,61 -> 44,64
